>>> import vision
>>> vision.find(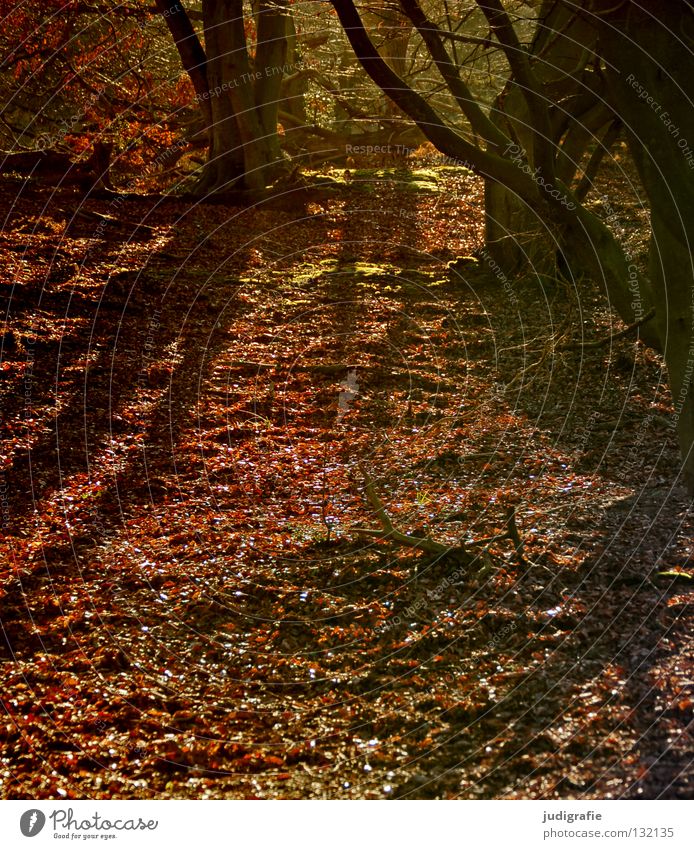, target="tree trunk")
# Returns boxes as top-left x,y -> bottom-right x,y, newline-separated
281,12 -> 308,126
196,0 -> 288,194
331,0 -> 694,488
484,0 -> 606,276
480,0 -> 660,347
333,0 -> 657,339
362,0 -> 413,119
222,0 -> 287,190
155,0 -> 212,132
555,200 -> 659,349
197,0 -> 245,193
253,0 -> 290,177
594,0 -> 694,490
